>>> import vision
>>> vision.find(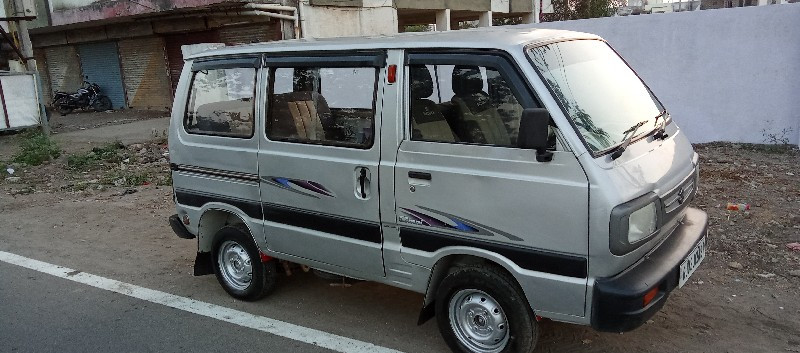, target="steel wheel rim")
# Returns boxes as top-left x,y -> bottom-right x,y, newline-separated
448,289 -> 509,353
218,240 -> 252,291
